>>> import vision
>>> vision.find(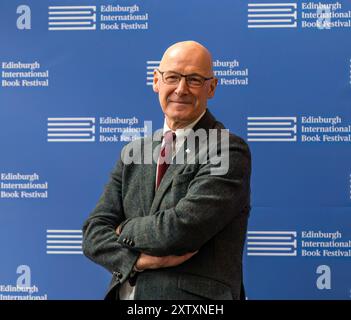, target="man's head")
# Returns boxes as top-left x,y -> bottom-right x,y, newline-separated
153,41 -> 218,130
